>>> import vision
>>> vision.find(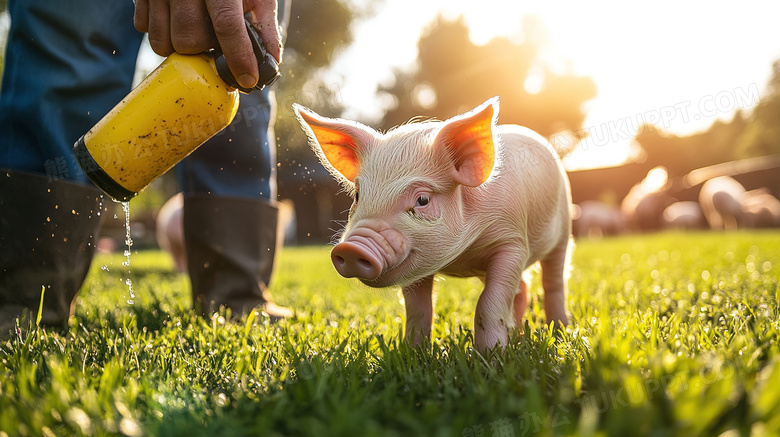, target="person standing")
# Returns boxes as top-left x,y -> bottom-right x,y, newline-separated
0,0 -> 292,337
